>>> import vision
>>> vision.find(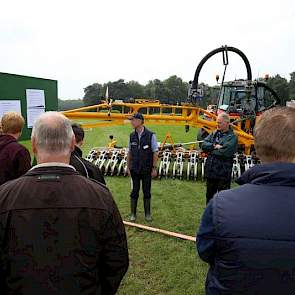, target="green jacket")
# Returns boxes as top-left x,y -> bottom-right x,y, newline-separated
202,128 -> 237,159
203,128 -> 238,180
